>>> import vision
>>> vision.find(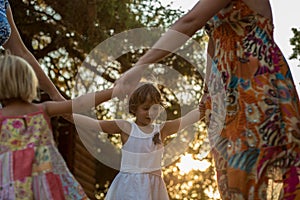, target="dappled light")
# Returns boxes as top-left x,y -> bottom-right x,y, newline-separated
176,153 -> 211,174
